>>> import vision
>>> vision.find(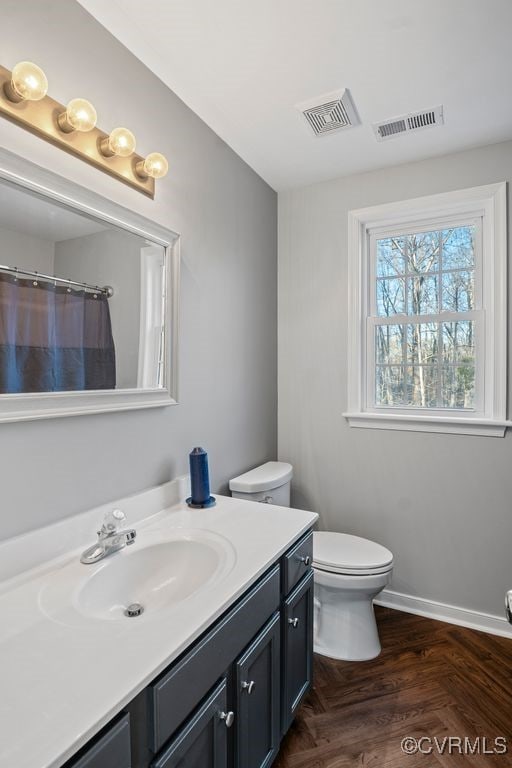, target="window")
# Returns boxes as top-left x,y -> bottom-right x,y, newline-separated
345,183 -> 507,436
372,223 -> 479,411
